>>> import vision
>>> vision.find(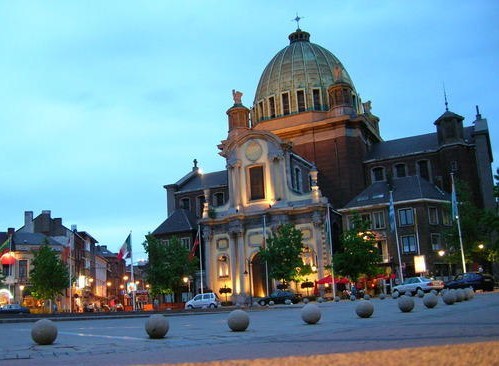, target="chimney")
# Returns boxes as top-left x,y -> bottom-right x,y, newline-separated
71,224 -> 77,232
7,227 -> 15,236
24,211 -> 34,233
